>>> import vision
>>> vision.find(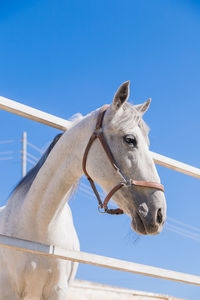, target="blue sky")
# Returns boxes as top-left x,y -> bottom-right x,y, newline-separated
0,0 -> 200,299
